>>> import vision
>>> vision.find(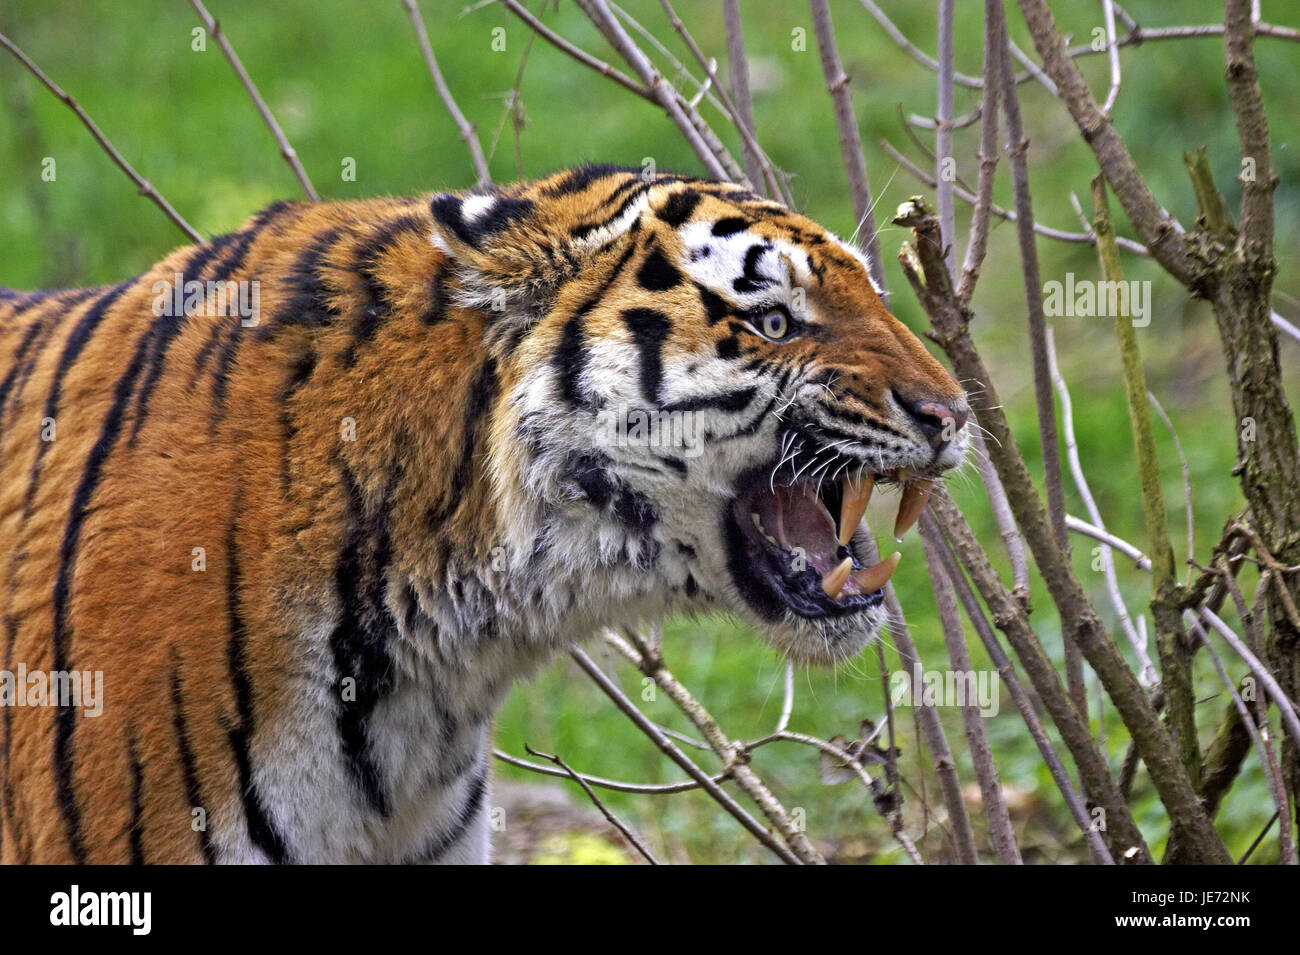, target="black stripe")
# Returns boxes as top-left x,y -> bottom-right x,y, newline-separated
277,345 -> 318,495
819,400 -> 907,440
22,283 -> 133,516
553,241 -> 638,409
169,658 -> 217,864
223,511 -> 292,863
694,283 -> 731,326
127,732 -> 145,865
569,182 -> 652,241
423,271 -> 449,326
130,231 -> 237,441
544,163 -> 639,197
50,309 -> 167,863
252,227 -> 343,342
621,307 -> 673,404
343,214 -> 428,365
329,464 -> 400,817
431,194 -> 533,248
427,357 -> 498,529
636,244 -> 682,292
656,188 -> 702,228
661,385 -> 756,414
716,392 -> 779,441
0,290 -> 96,447
403,761 -> 488,863
734,242 -> 773,293
711,216 -> 751,237
199,206 -> 299,429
